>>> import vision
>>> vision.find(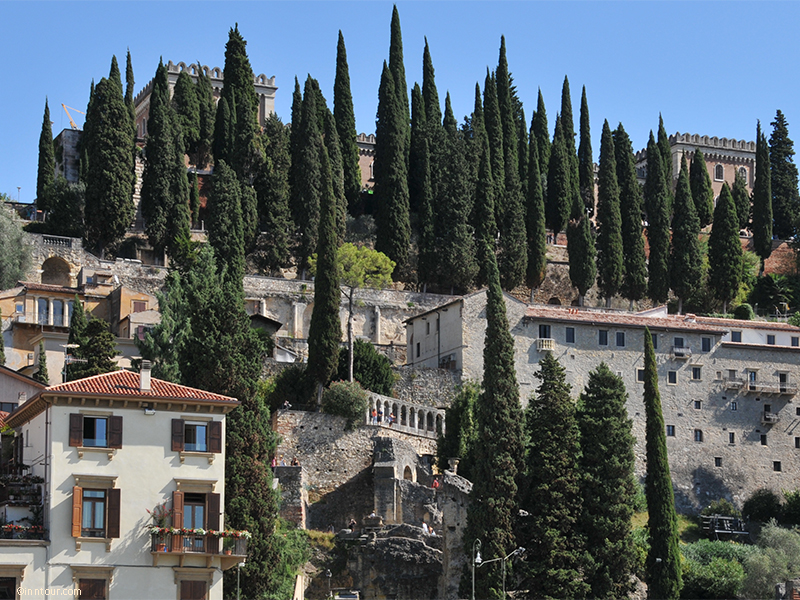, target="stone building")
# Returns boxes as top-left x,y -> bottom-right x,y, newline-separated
356,133 -> 375,190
